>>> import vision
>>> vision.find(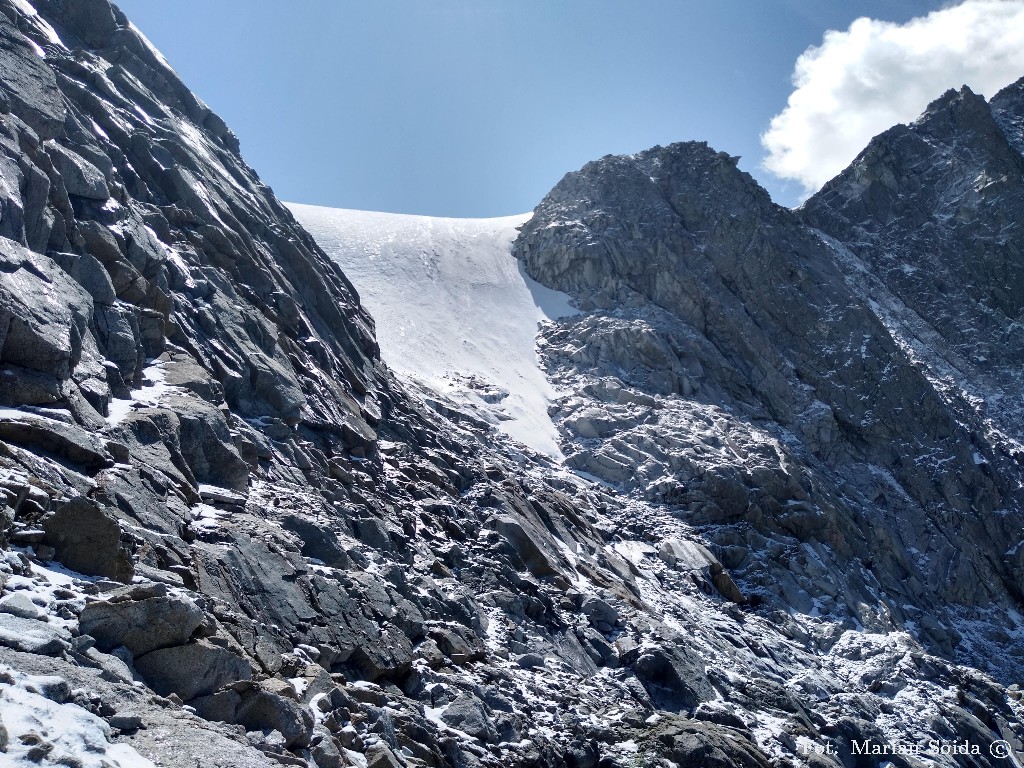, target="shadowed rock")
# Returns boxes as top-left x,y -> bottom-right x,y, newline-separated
134,640 -> 252,701
42,496 -> 134,582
